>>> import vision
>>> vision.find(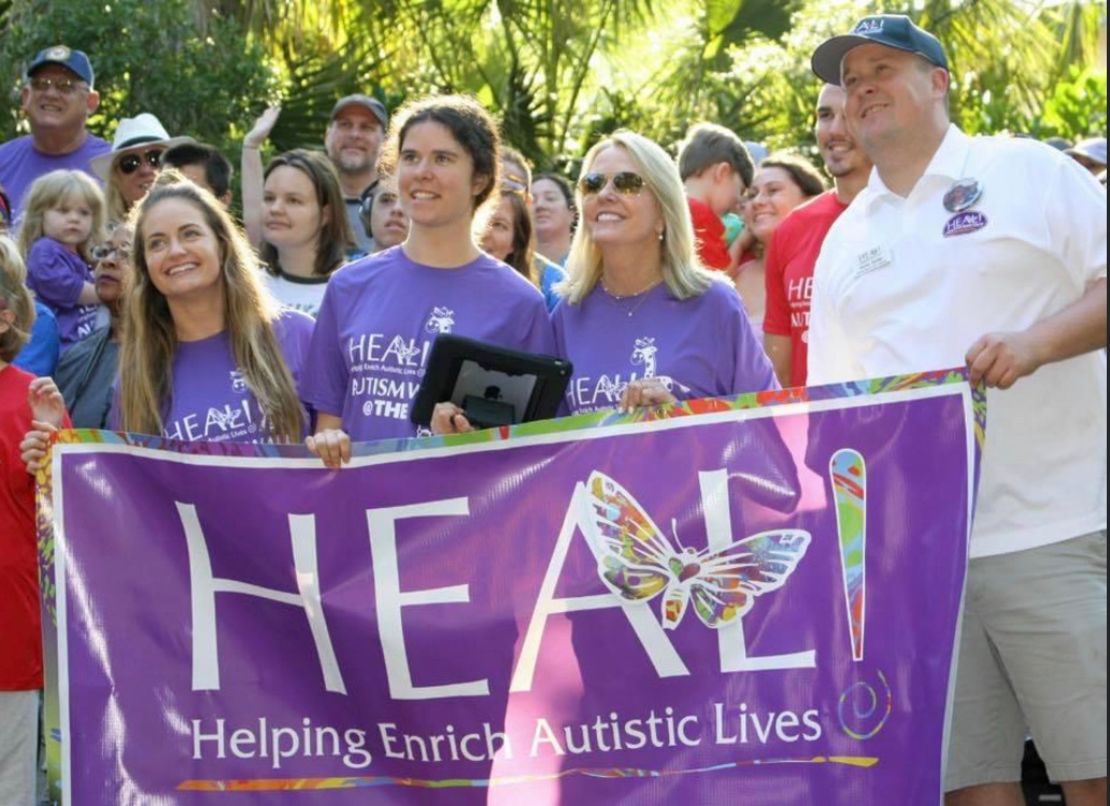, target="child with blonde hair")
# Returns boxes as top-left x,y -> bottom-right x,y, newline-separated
18,169 -> 107,351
